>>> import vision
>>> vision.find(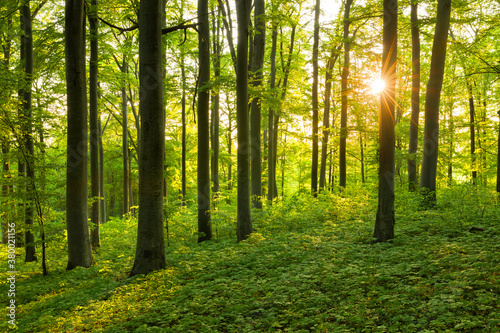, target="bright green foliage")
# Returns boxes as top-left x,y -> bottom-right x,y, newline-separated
1,185 -> 498,332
